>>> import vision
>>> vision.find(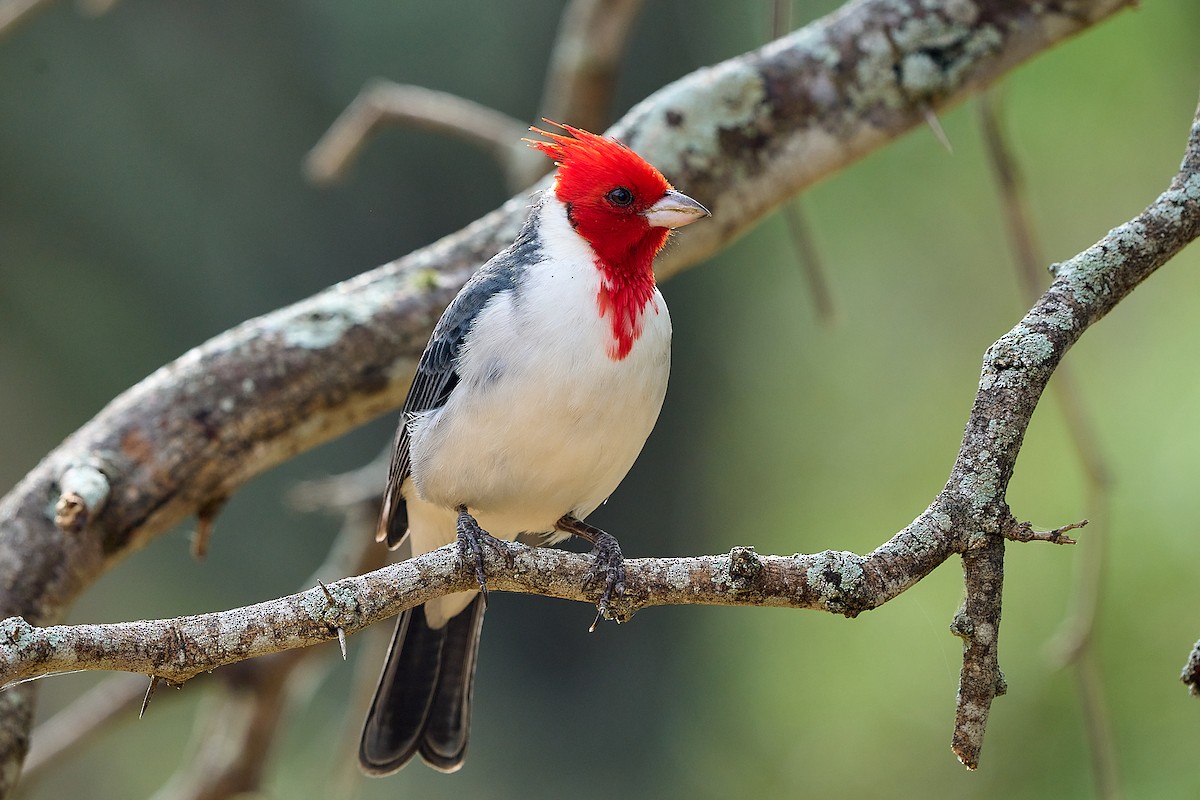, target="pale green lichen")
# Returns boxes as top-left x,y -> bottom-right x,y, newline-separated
411,268 -> 441,292
984,329 -> 1055,390
936,0 -> 981,26
1041,305 -> 1076,331
959,470 -> 999,512
887,2 -> 1001,95
896,518 -> 942,557
1,616 -> 35,648
986,417 -> 1019,450
899,52 -> 942,95
301,582 -> 357,625
849,29 -> 904,111
1015,330 -> 1054,367
804,550 -> 866,611
1180,170 -> 1200,201
270,293 -> 380,350
620,59 -> 769,177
